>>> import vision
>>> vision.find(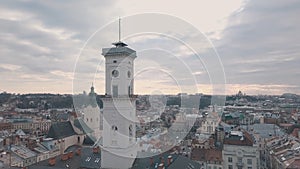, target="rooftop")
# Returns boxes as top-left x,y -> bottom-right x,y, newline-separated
241,123 -> 285,139
11,145 -> 36,159
47,121 -> 77,139
224,130 -> 254,146
191,148 -> 222,163
102,45 -> 136,57
28,147 -> 100,169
